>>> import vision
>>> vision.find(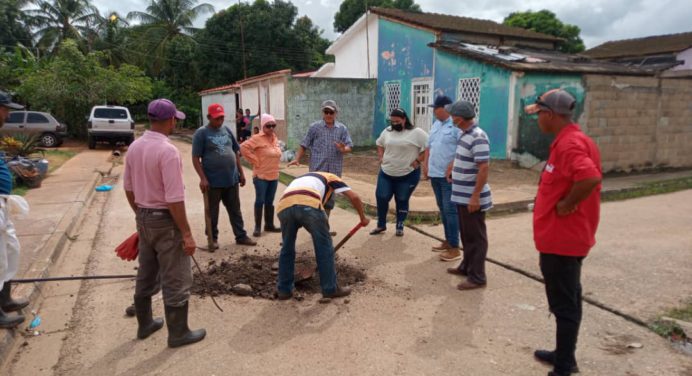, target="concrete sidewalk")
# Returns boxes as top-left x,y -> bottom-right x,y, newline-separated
281,165 -> 692,218
1,149 -> 112,361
